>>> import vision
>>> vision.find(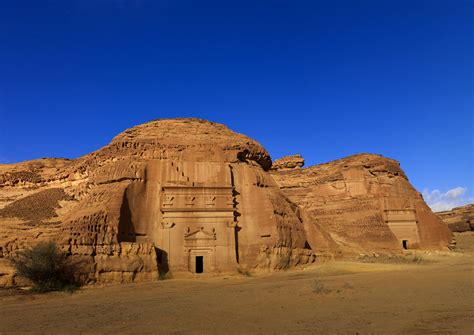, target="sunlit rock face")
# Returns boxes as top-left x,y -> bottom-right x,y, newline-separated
436,204 -> 474,233
0,120 -> 454,286
0,119 -> 315,286
271,155 -> 305,170
271,154 -> 453,253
